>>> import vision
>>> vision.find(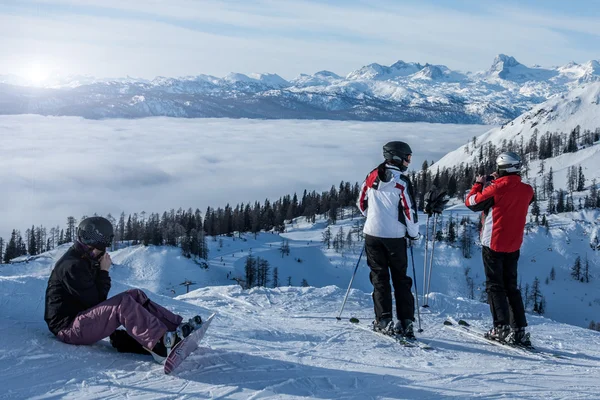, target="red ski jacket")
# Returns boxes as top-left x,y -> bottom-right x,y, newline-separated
465,174 -> 534,253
